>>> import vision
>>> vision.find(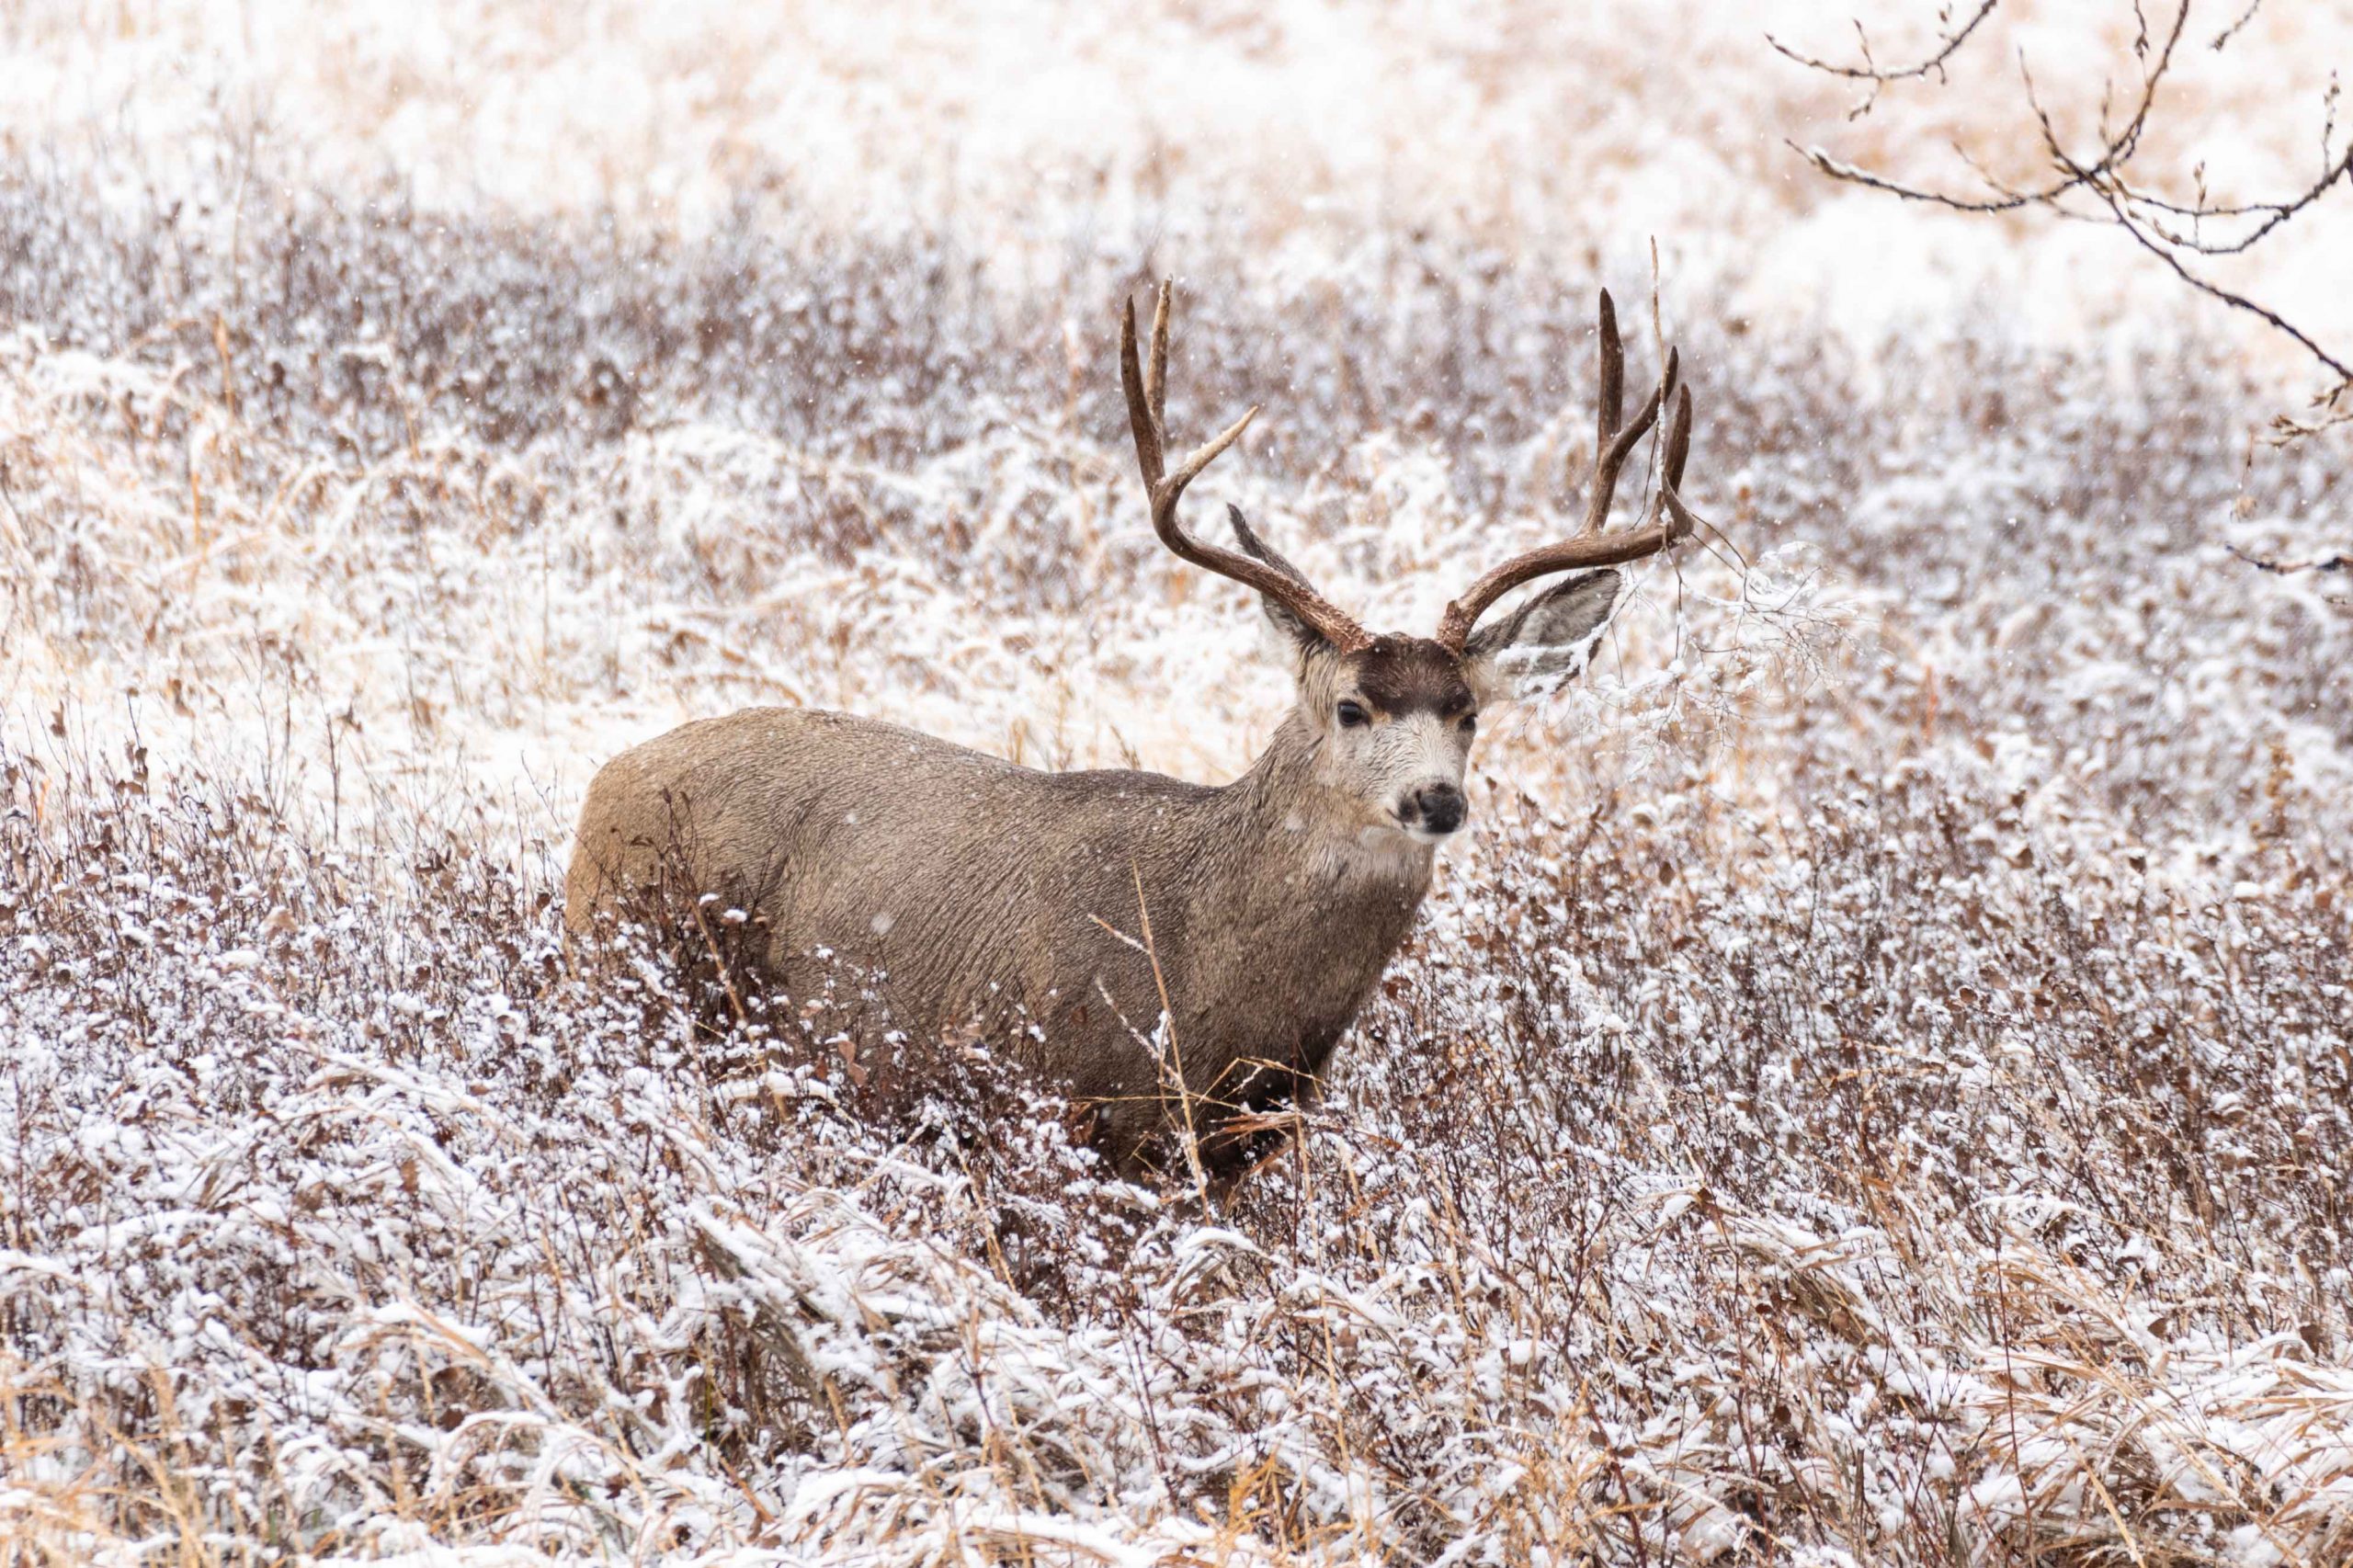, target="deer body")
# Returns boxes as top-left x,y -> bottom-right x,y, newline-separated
567,702 -> 1434,1160
567,284 -> 1707,1173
